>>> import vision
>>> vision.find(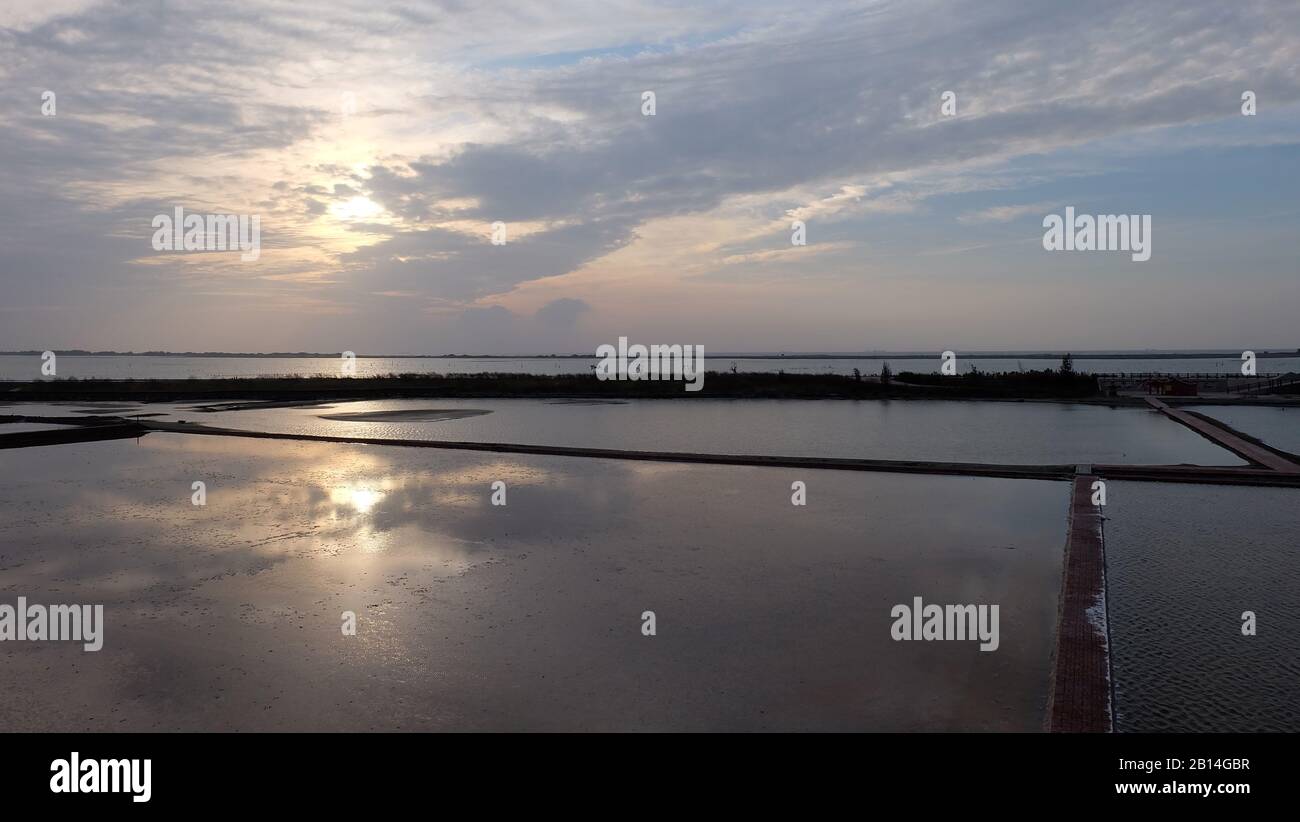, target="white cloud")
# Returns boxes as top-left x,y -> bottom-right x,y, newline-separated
957,202 -> 1059,224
